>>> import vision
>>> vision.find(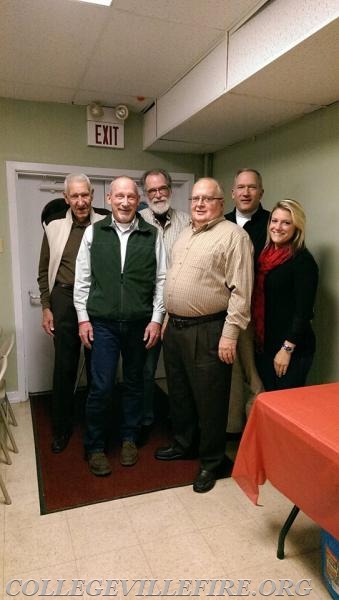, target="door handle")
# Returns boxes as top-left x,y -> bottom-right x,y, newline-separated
28,290 -> 41,305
